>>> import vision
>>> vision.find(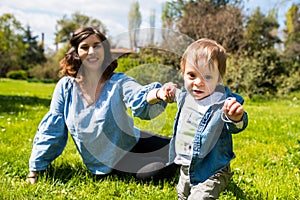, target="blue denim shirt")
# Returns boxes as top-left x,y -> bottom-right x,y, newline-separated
29,73 -> 167,175
169,85 -> 248,185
